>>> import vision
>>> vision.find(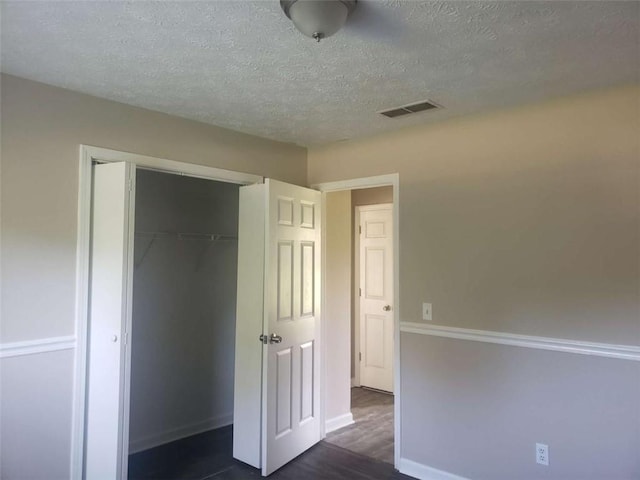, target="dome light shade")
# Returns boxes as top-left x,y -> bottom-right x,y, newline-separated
280,0 -> 357,42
